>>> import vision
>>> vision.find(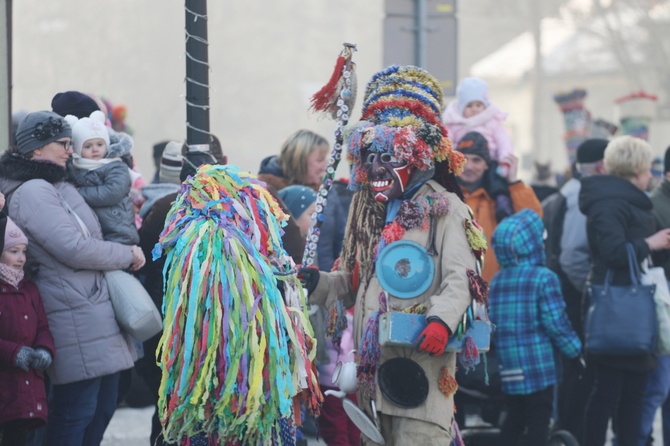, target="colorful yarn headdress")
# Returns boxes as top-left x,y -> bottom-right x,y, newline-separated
346,65 -> 465,189
153,164 -> 321,444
